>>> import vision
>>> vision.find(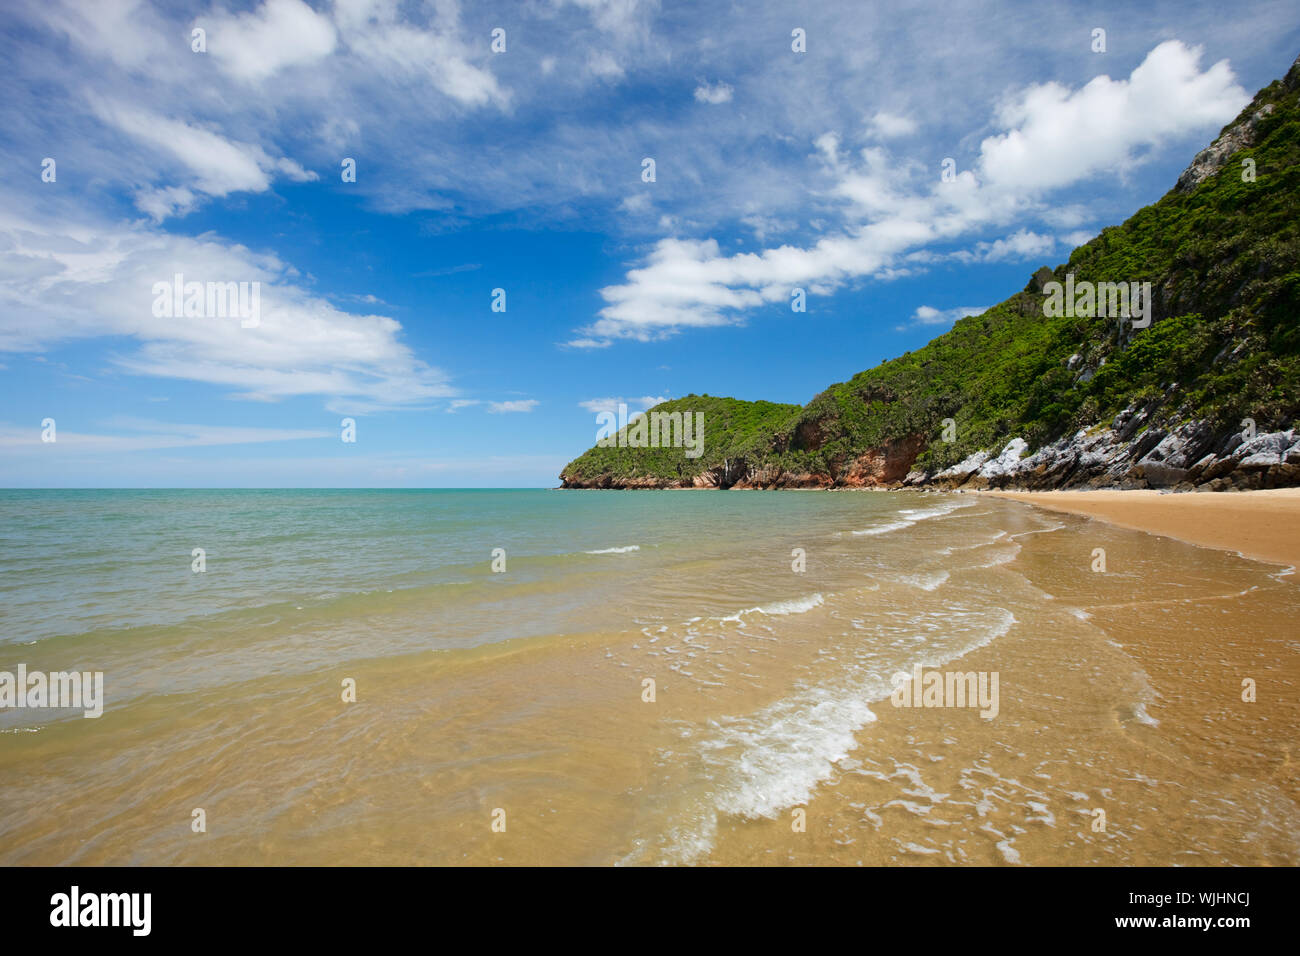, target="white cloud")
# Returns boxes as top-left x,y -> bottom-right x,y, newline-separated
332,0 -> 510,108
588,51 -> 625,79
13,0 -> 1280,238
620,192 -> 653,214
1061,229 -> 1099,249
694,81 -> 734,104
577,395 -> 669,414
576,42 -> 1248,343
869,111 -> 916,138
0,201 -> 453,412
203,0 -> 338,83
1040,204 -> 1091,229
91,100 -> 318,219
0,419 -> 331,453
488,400 -> 539,413
899,305 -> 989,331
978,41 -> 1248,192
952,228 -> 1057,263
